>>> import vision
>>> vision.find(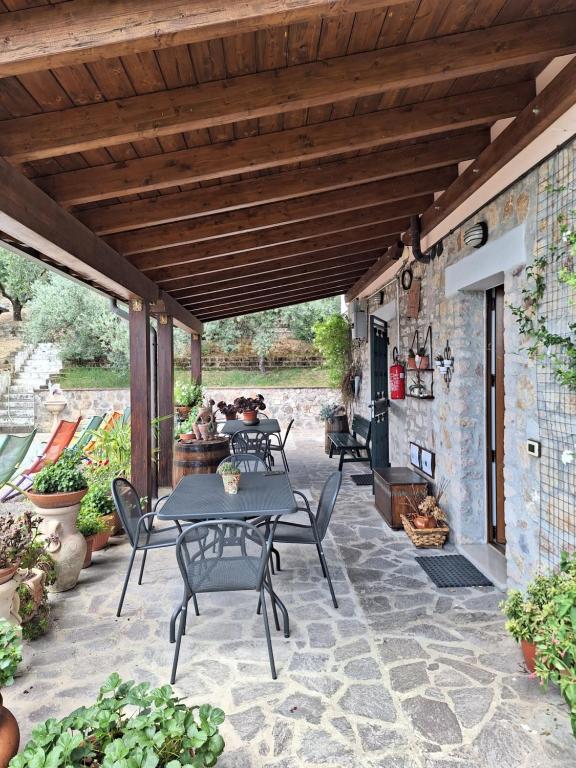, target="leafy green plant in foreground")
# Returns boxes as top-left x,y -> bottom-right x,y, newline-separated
0,619 -> 21,688
11,673 -> 225,768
